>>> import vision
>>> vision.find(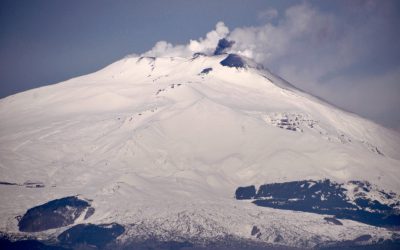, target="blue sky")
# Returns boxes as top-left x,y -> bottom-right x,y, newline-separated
0,0 -> 399,129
